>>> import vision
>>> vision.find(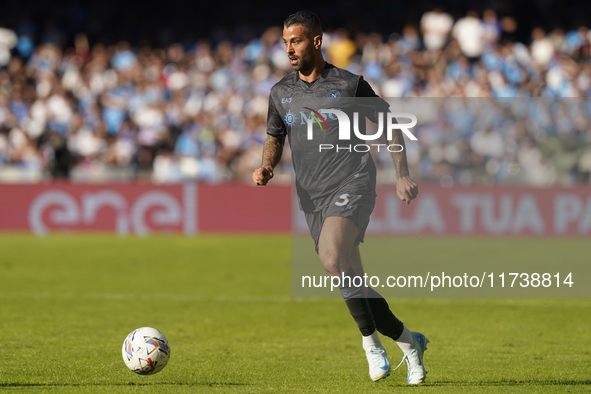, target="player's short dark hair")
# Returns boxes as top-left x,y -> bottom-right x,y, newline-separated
284,10 -> 323,38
